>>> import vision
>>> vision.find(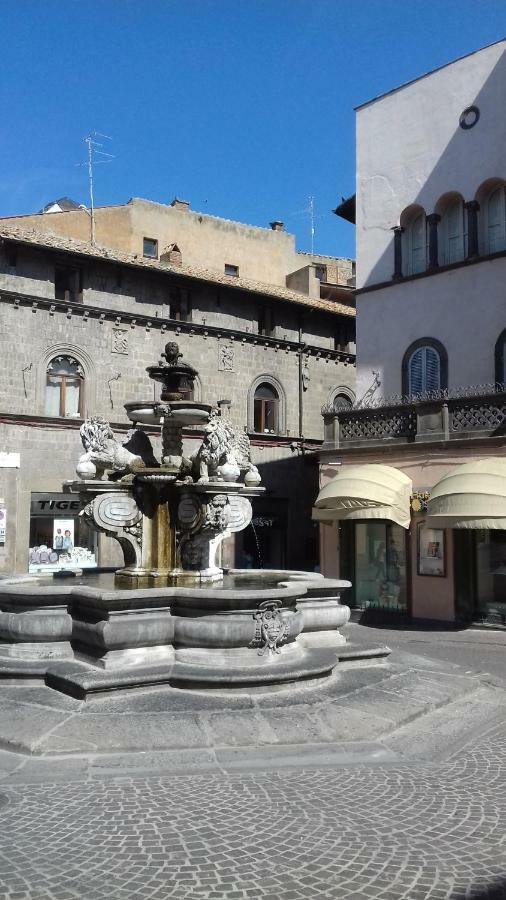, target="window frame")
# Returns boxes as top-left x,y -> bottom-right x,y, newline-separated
143,237 -> 158,259
486,186 -> 506,255
401,338 -> 448,397
224,263 -> 239,277
45,355 -> 84,418
248,375 -> 286,435
441,198 -> 466,265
